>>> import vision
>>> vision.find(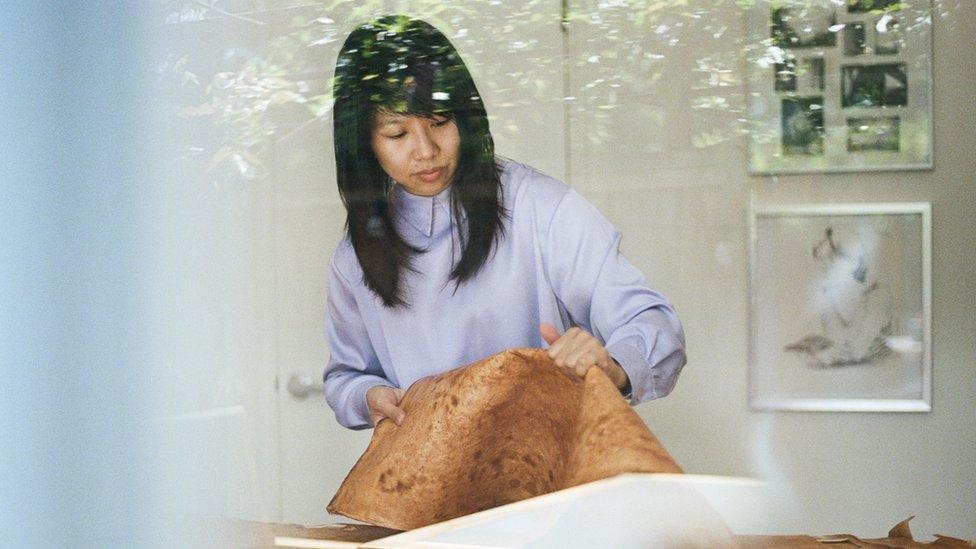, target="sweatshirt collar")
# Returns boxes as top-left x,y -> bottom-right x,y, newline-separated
391,183 -> 455,238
